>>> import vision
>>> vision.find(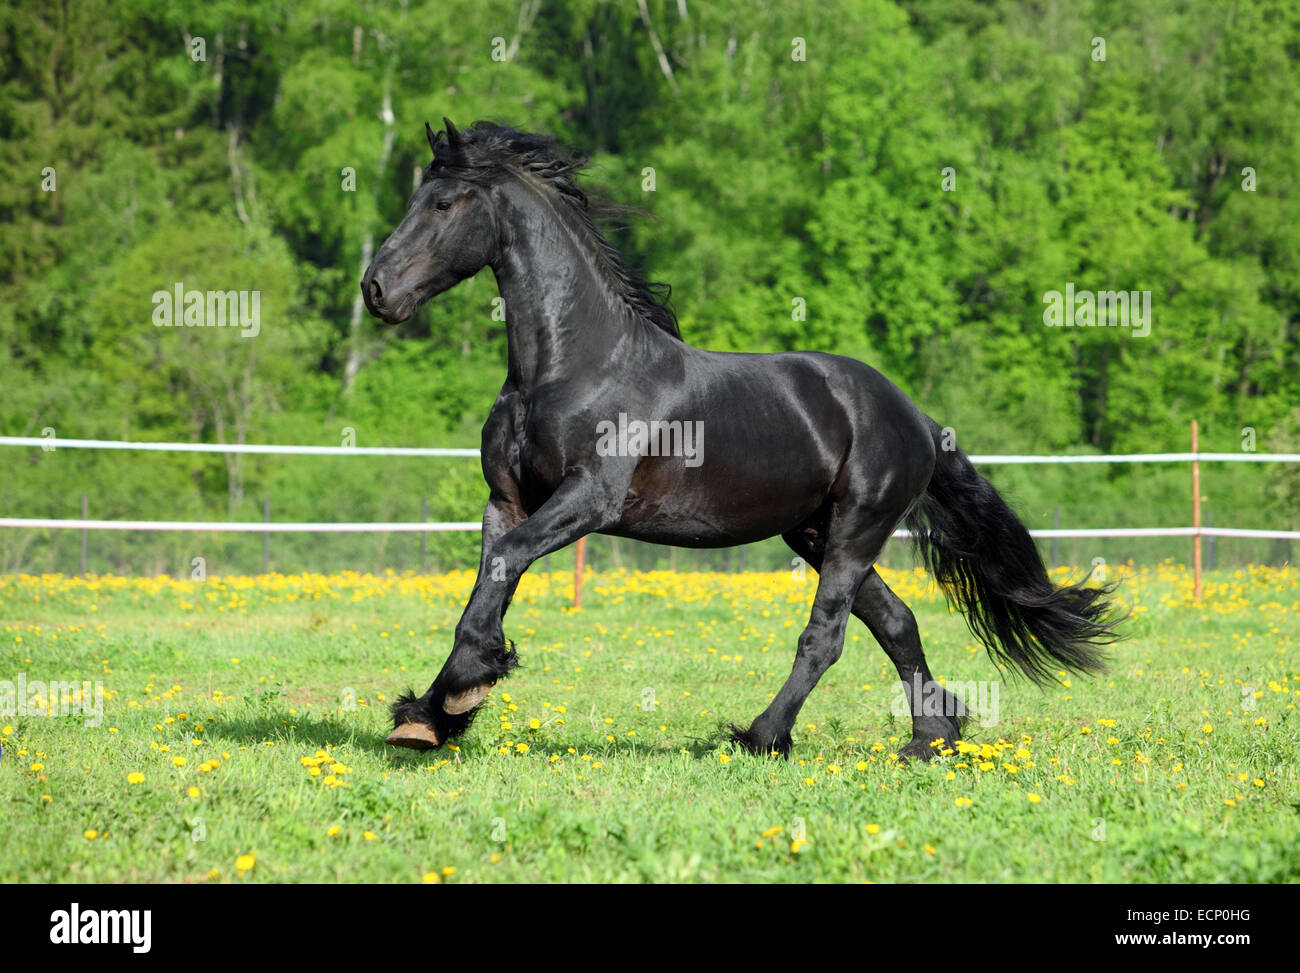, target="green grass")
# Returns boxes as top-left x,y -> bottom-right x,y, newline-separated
1,564 -> 1297,883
